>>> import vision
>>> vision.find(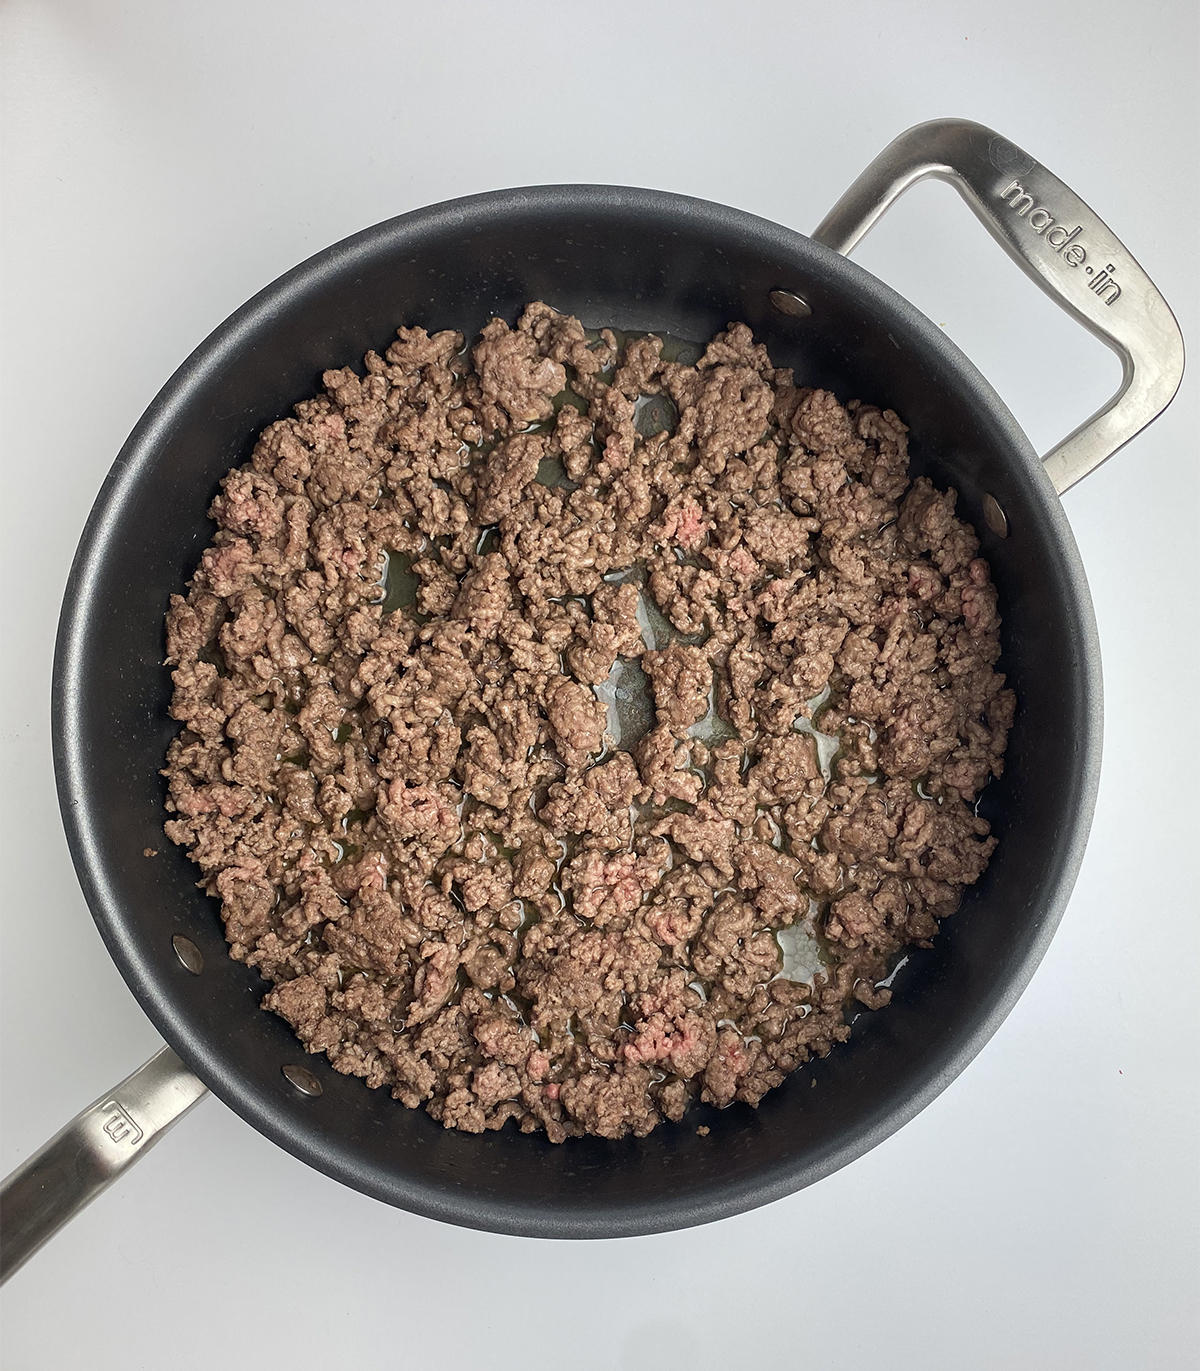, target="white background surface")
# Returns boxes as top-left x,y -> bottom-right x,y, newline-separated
2,3 -> 1197,1367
